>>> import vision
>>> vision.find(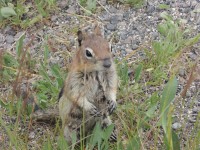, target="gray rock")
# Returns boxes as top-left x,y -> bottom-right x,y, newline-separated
51,15 -> 57,22
67,6 -> 76,14
192,107 -> 198,113
179,68 -> 185,77
5,35 -> 14,44
109,6 -> 117,13
100,0 -> 107,6
4,26 -> 16,36
58,0 -> 69,9
172,122 -> 182,129
125,49 -> 133,54
29,132 -> 35,139
147,5 -> 155,14
132,44 -> 138,50
151,32 -> 159,39
117,21 -> 127,31
110,15 -> 123,24
189,53 -> 197,60
120,32 -> 127,40
106,23 -> 117,31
